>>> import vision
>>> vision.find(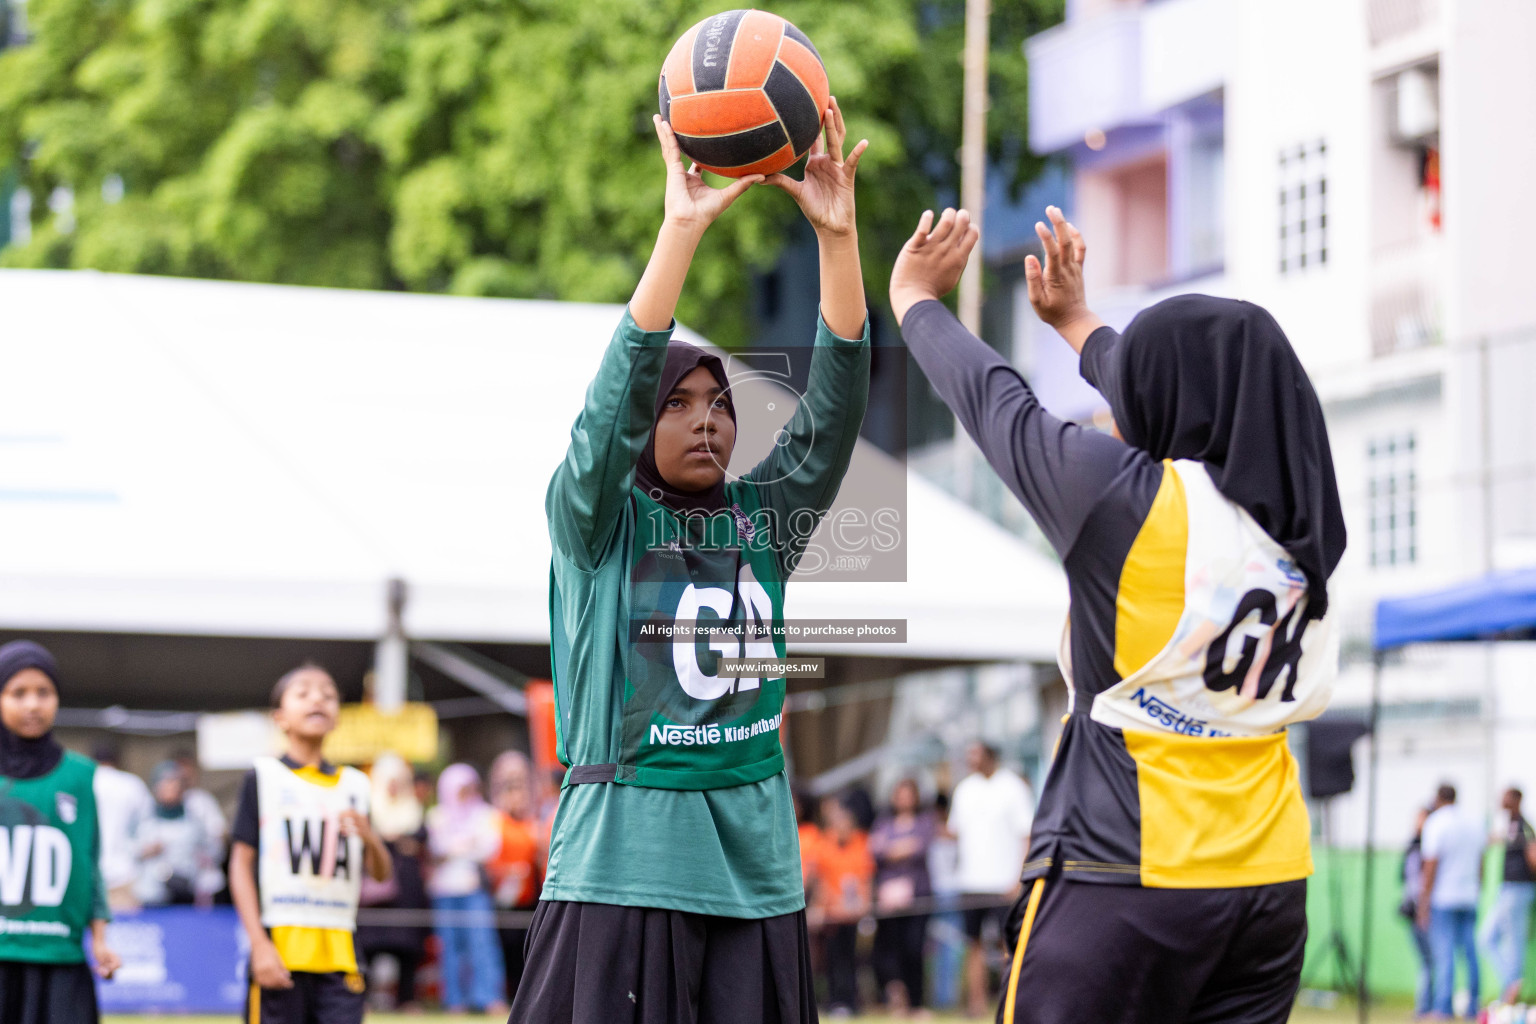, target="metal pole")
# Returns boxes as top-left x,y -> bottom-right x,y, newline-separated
952,0 -> 989,503
1479,336 -> 1498,819
958,0 -> 989,335
1359,651 -> 1384,1023
1480,334 -> 1494,572
373,577 -> 409,712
